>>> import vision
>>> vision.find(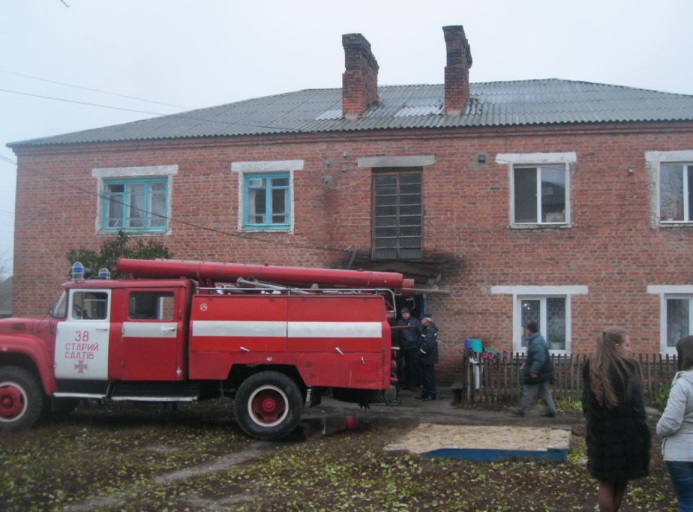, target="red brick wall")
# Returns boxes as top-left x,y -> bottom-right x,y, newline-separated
12,122 -> 693,383
443,25 -> 472,114
342,33 -> 379,118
